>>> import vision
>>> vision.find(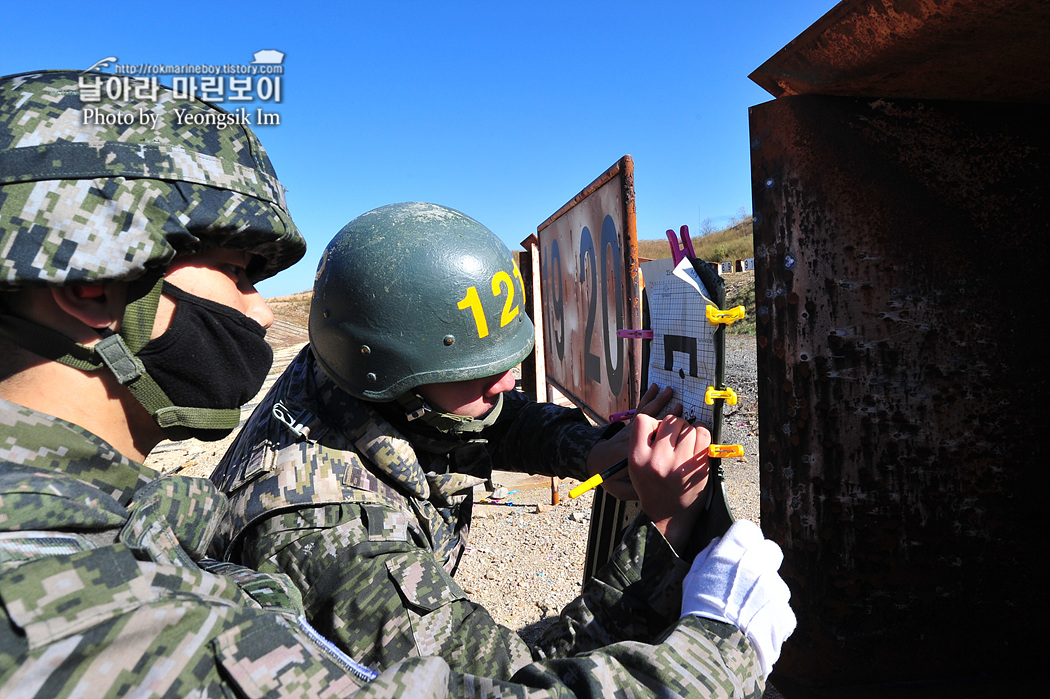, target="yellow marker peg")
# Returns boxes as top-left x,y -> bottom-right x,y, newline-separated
709,444 -> 744,458
706,304 -> 746,326
704,386 -> 738,406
